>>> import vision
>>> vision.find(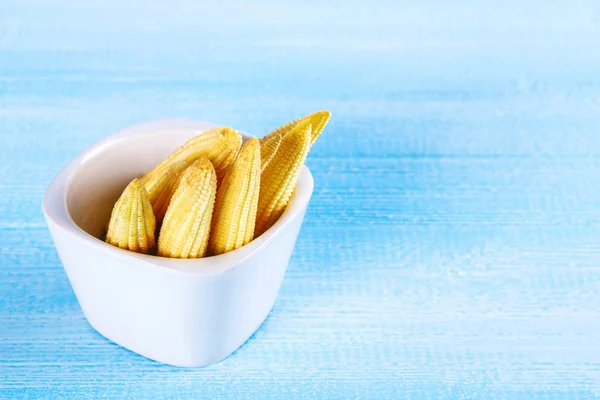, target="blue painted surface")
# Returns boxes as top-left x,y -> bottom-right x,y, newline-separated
2,1 -> 600,398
